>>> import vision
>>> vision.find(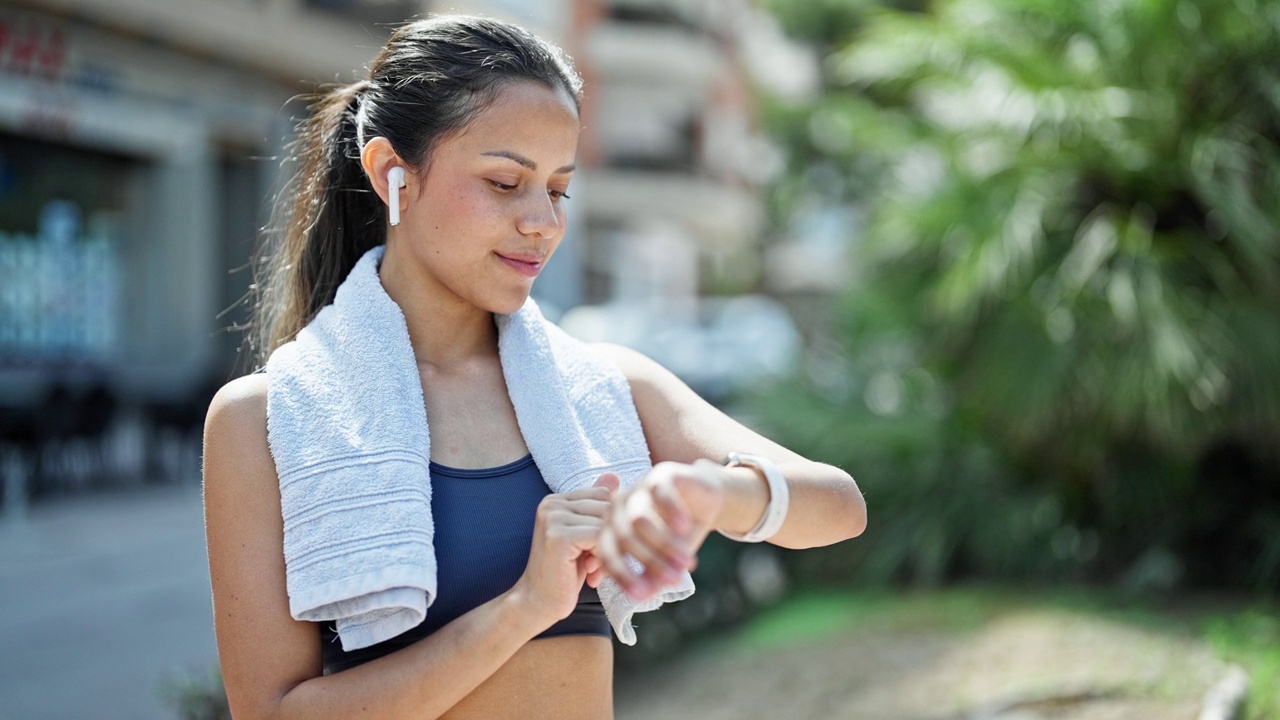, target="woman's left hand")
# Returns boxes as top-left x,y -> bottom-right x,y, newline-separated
590,460 -> 726,601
